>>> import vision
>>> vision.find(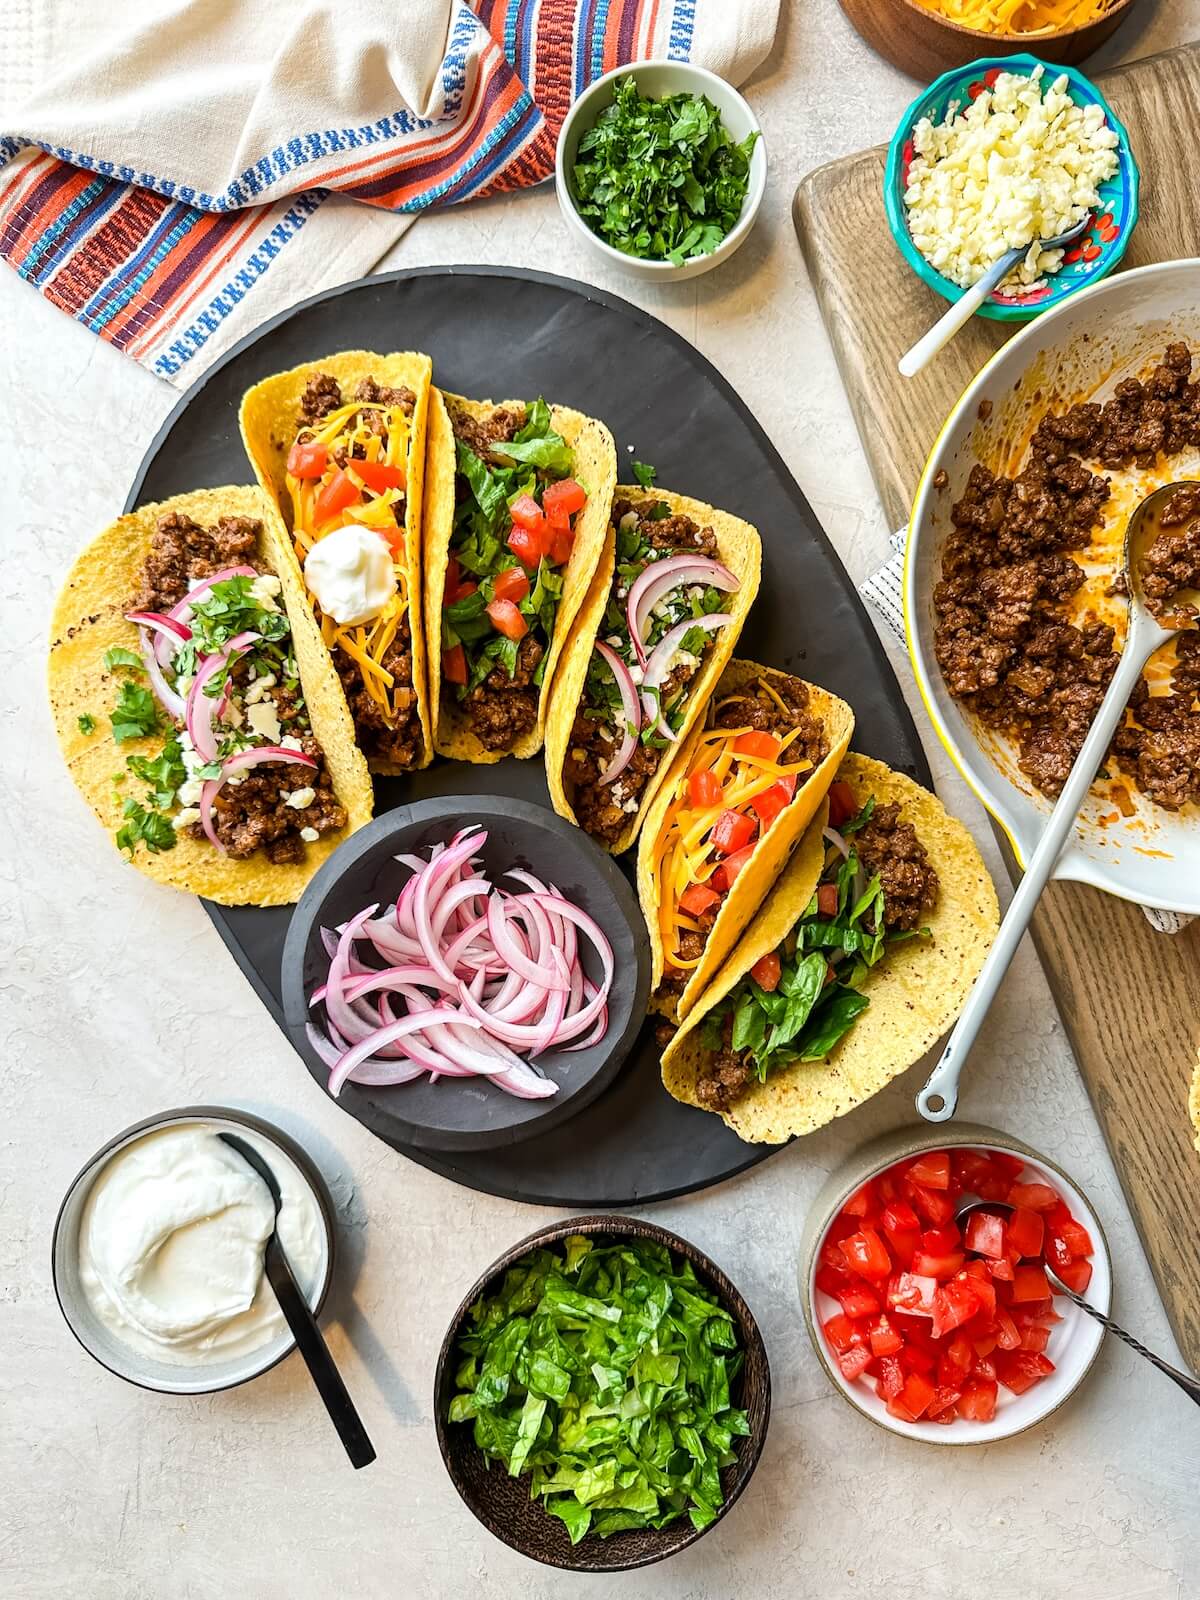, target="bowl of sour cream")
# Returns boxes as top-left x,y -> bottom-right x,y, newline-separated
53,1107 -> 335,1394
